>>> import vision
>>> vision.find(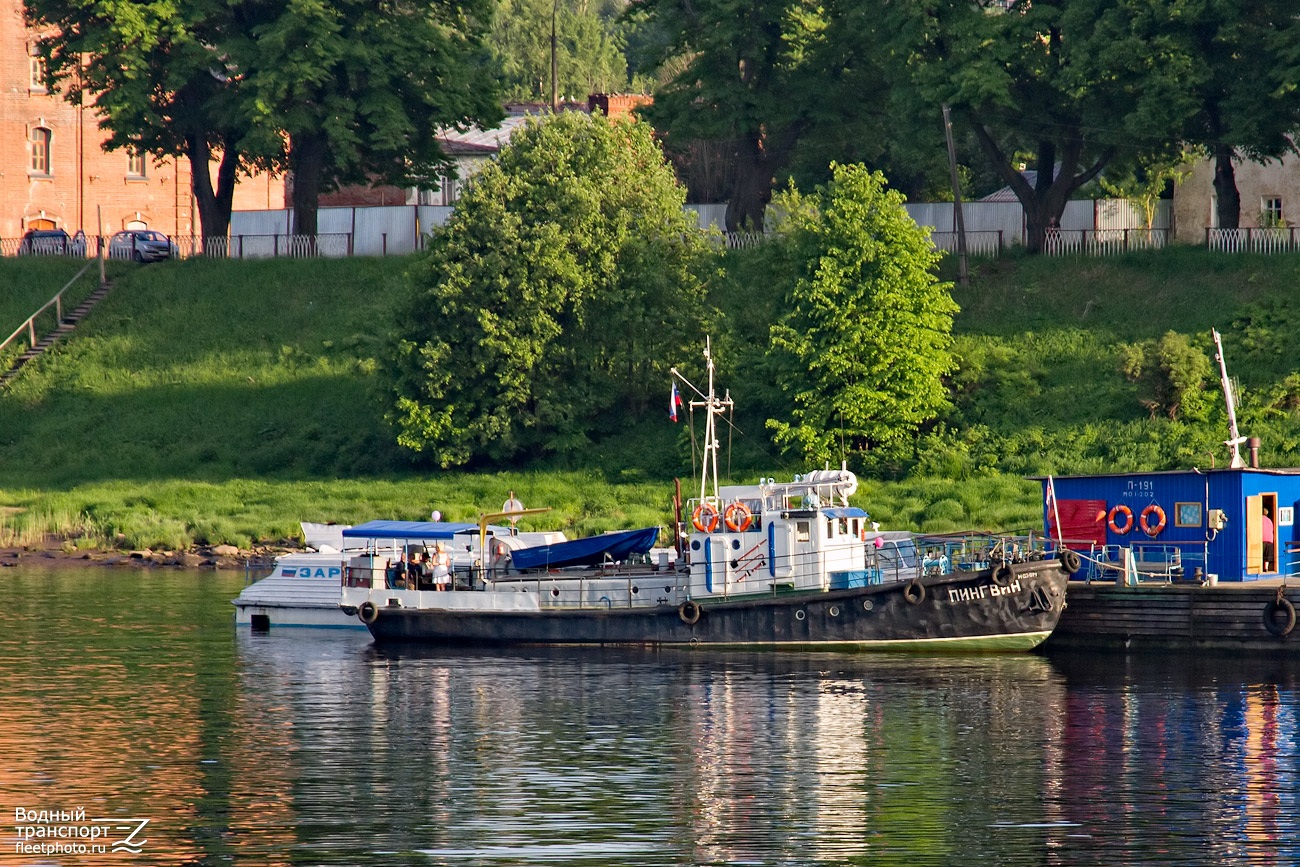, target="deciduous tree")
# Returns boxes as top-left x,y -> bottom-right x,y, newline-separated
390,112 -> 716,468
886,0 -> 1197,252
764,164 -> 958,465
